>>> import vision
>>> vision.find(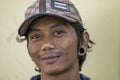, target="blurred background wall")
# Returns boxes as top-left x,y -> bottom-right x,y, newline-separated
0,0 -> 120,80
